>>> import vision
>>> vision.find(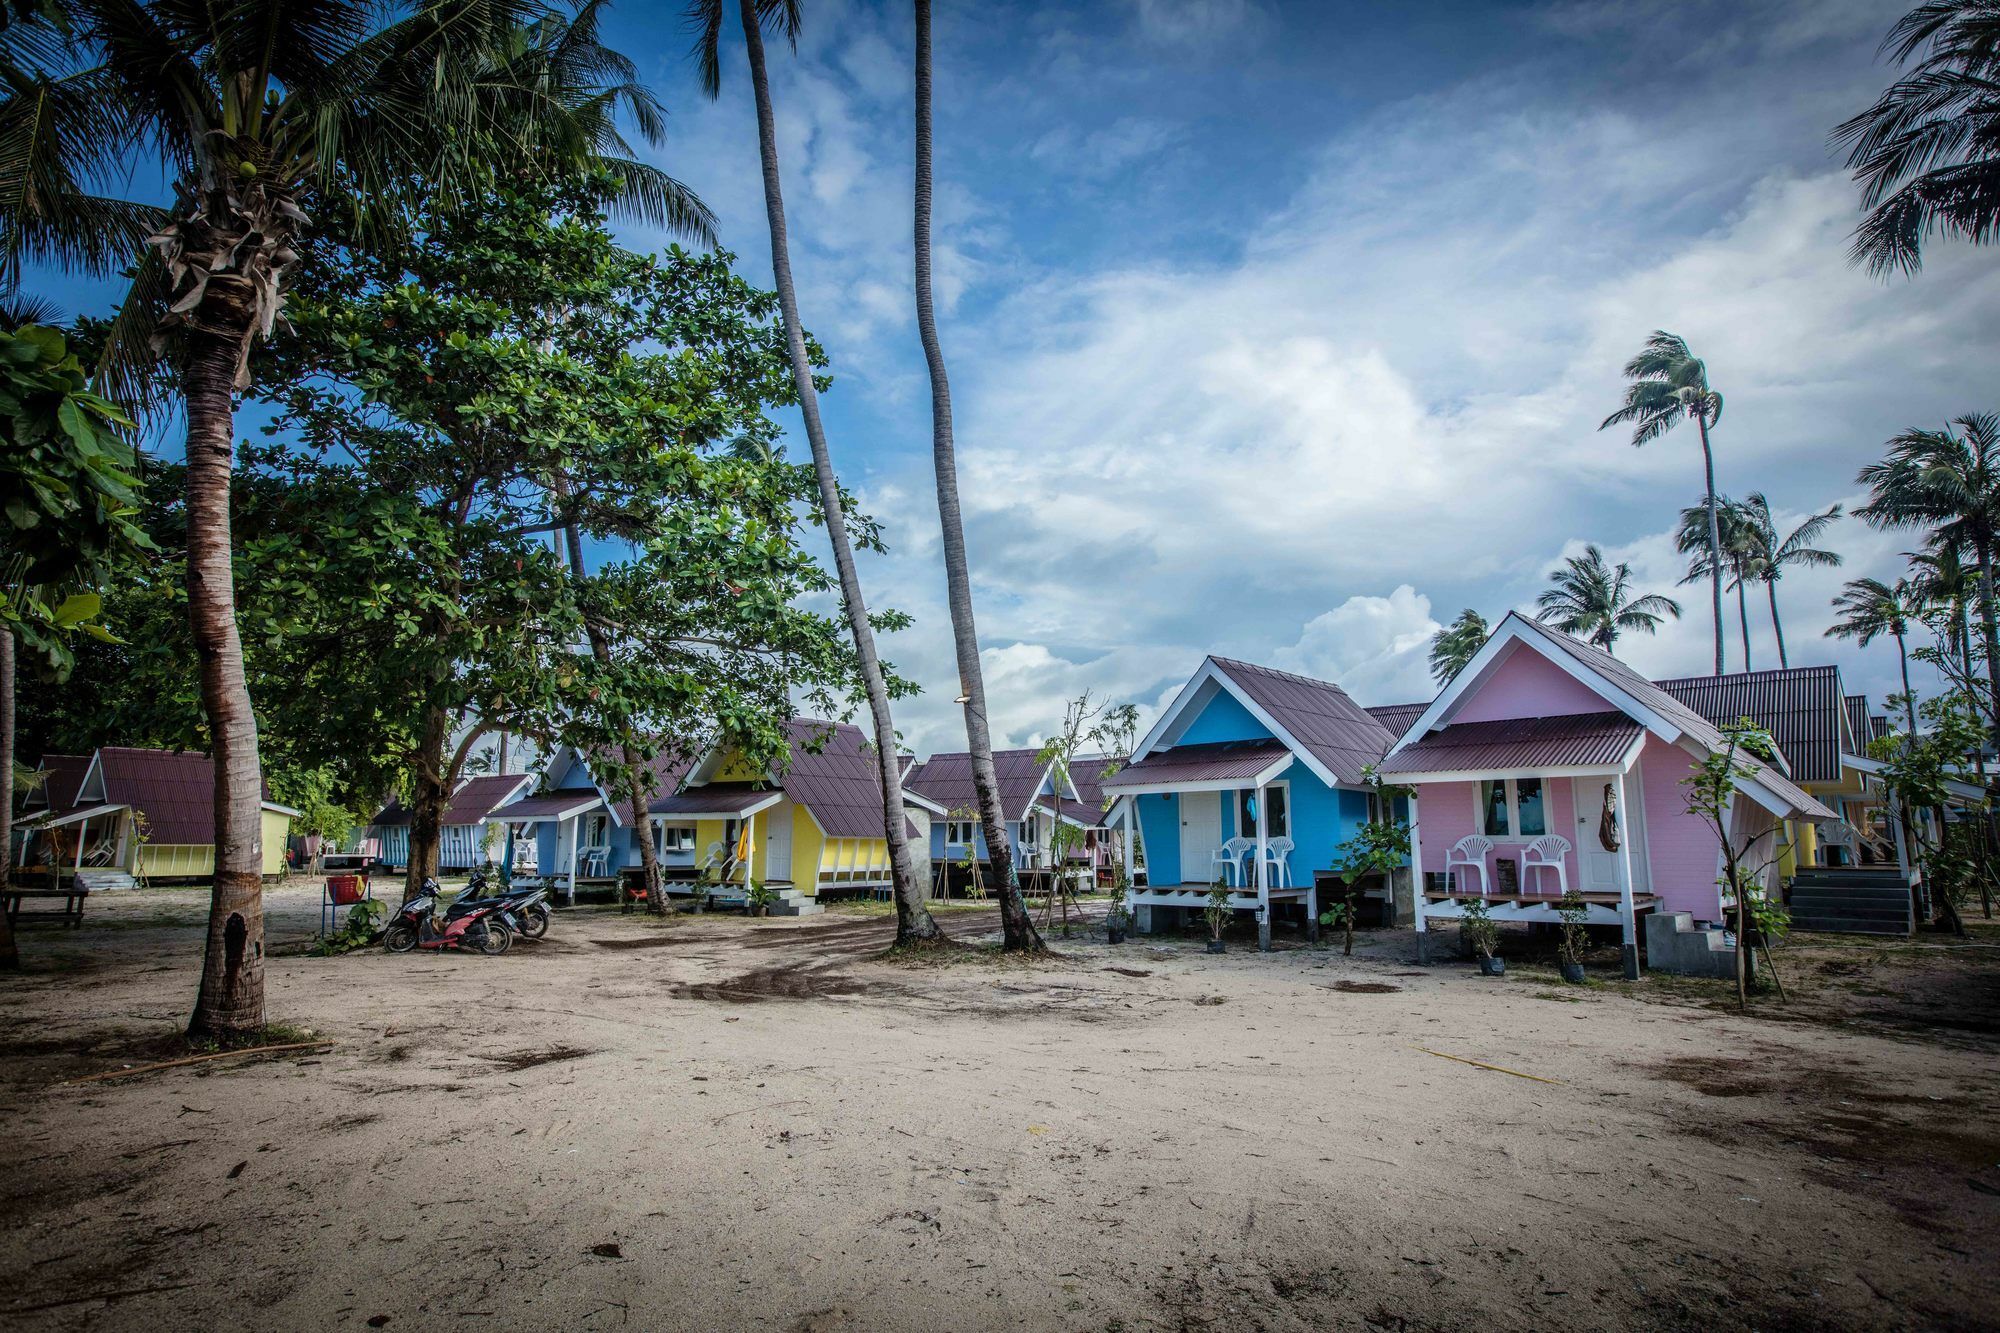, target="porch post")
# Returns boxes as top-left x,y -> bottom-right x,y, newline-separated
745,810 -> 758,888
563,814 -> 579,905
74,815 -> 89,883
1613,771 -> 1640,980
1254,782 -> 1271,952
1409,790 -> 1428,964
